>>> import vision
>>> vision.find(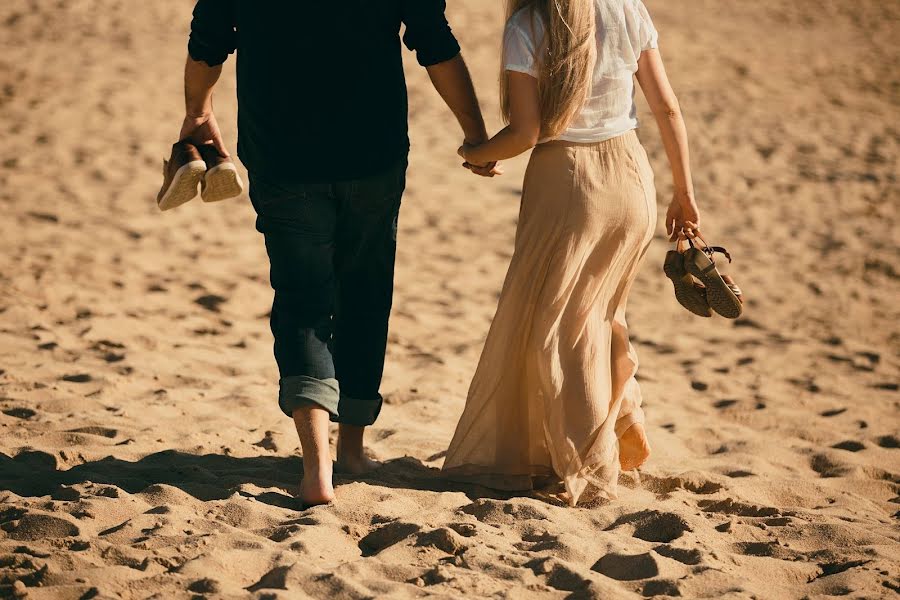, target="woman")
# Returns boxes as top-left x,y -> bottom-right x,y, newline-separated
443,0 -> 701,505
